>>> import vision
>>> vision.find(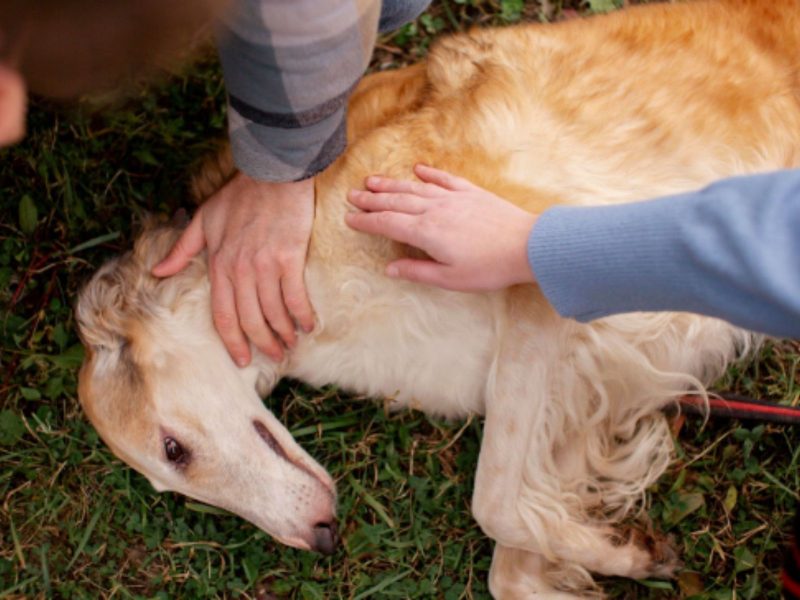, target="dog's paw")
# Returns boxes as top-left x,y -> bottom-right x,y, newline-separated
615,524 -> 682,580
